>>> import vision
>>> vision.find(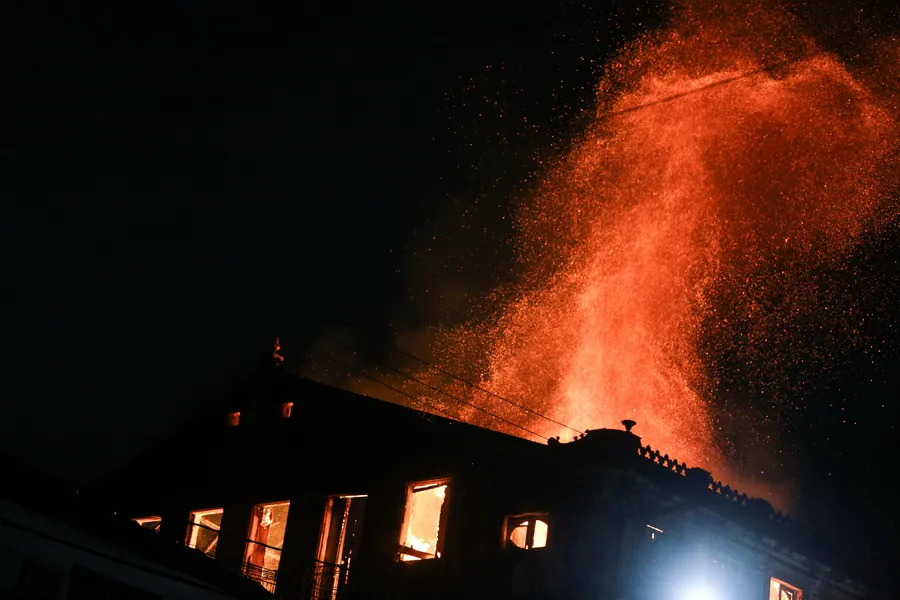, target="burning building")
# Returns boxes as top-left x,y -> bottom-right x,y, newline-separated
92,354 -> 886,600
